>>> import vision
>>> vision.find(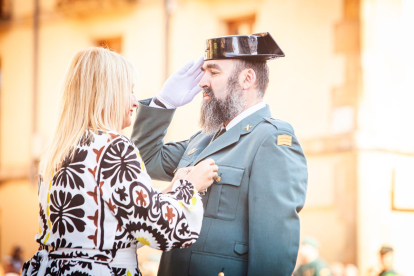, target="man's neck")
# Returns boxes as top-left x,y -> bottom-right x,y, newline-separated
223,100 -> 266,131
225,98 -> 263,125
